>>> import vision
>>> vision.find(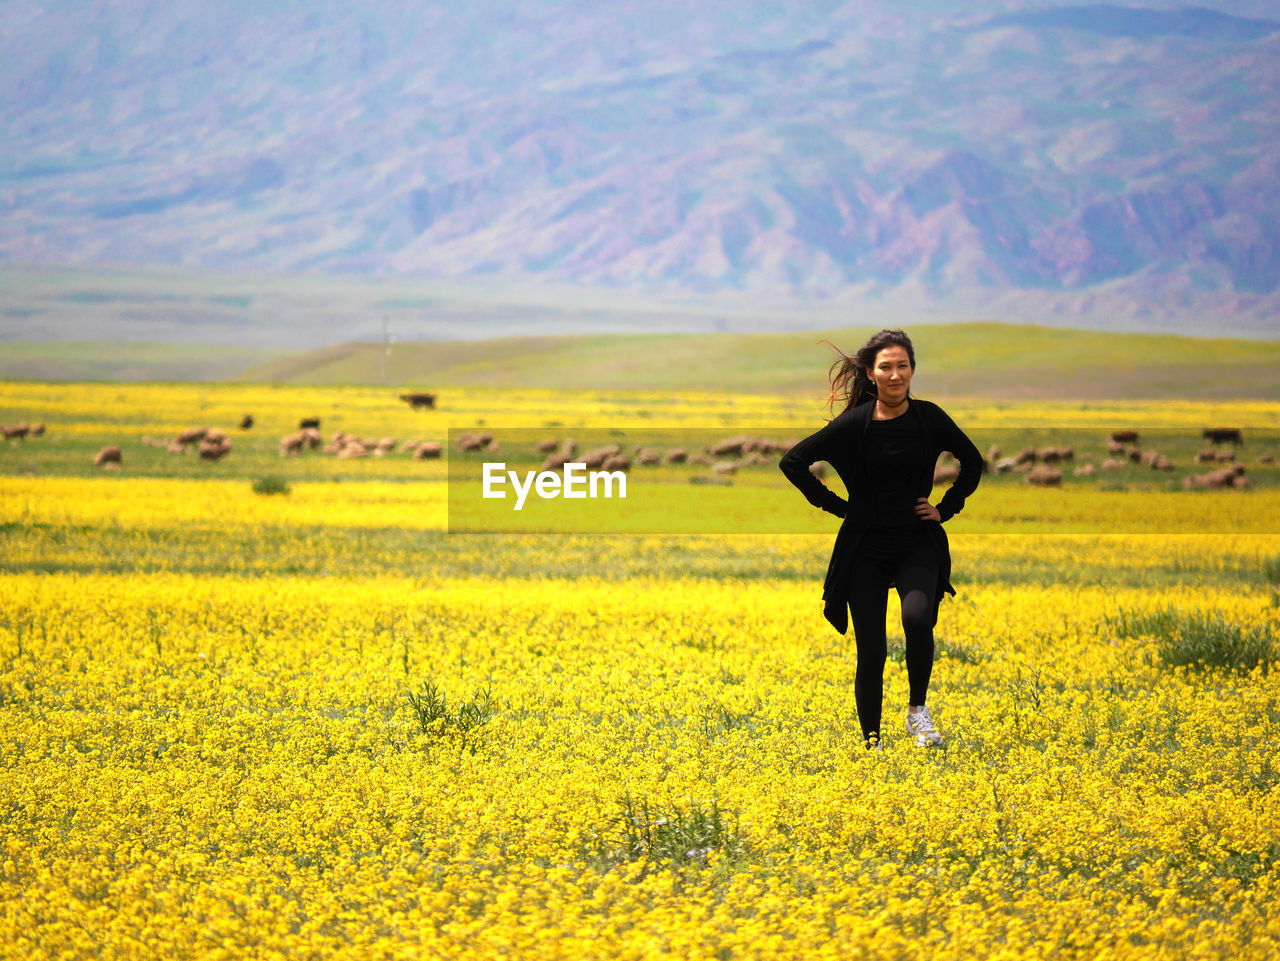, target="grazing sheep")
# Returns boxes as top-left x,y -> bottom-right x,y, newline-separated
1106,439 -> 1125,455
1013,447 -> 1037,465
710,437 -> 748,457
1214,450 -> 1236,462
174,427 -> 208,446
280,432 -> 305,456
1184,465 -> 1246,489
338,441 -> 369,459
602,454 -> 632,472
413,442 -> 443,460
808,462 -> 825,479
1258,454 -> 1275,464
933,462 -> 959,485
1194,450 -> 1217,463
712,461 -> 738,476
1101,459 -> 1124,471
1026,465 -> 1062,486
1036,447 -> 1062,463
987,444 -> 1001,463
30,422 -> 46,436
94,446 -> 122,467
300,427 -> 322,450
535,439 -> 559,454
993,458 -> 1015,474
636,448 -> 661,466
579,445 -> 620,469
455,432 -> 491,452
199,439 -> 231,461
664,448 -> 688,464
1073,463 -> 1096,477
